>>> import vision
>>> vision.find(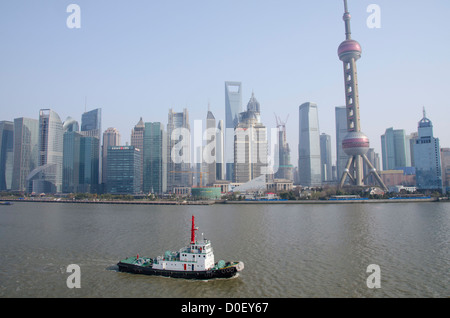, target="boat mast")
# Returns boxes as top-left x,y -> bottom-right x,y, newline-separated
190,215 -> 198,244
